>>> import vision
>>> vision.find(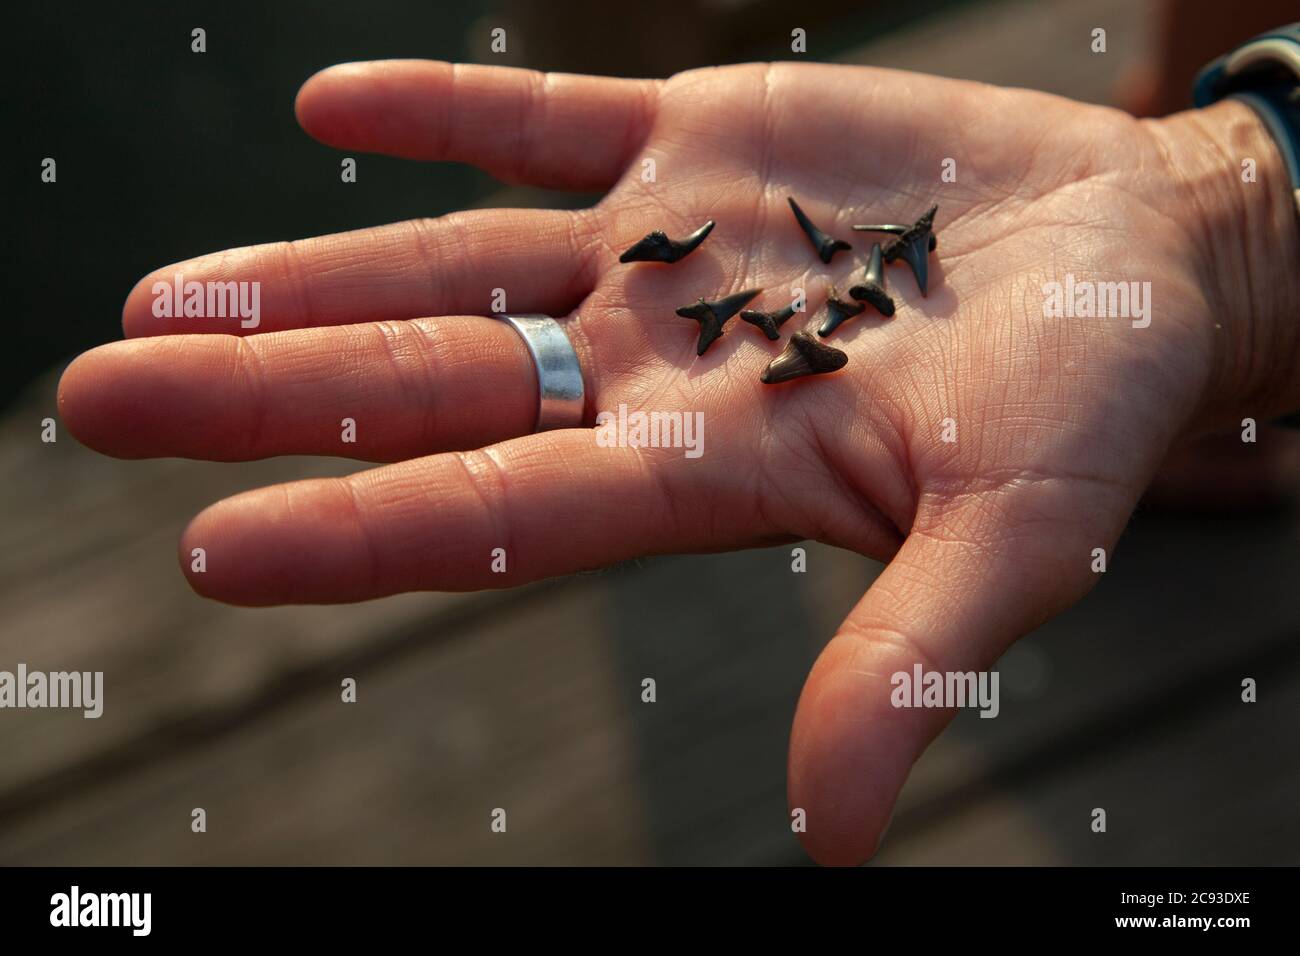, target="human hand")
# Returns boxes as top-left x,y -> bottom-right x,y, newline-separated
58,60 -> 1300,864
